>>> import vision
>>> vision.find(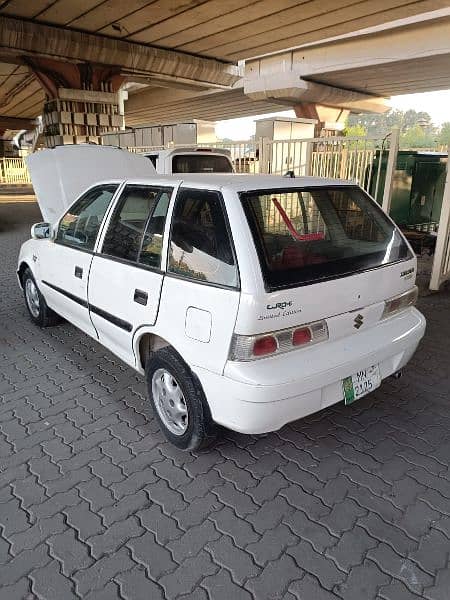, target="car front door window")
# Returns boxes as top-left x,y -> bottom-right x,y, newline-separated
56,185 -> 118,251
